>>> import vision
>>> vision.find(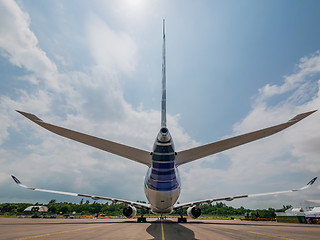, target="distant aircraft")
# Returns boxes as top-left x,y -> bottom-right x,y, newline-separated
12,20 -> 317,223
